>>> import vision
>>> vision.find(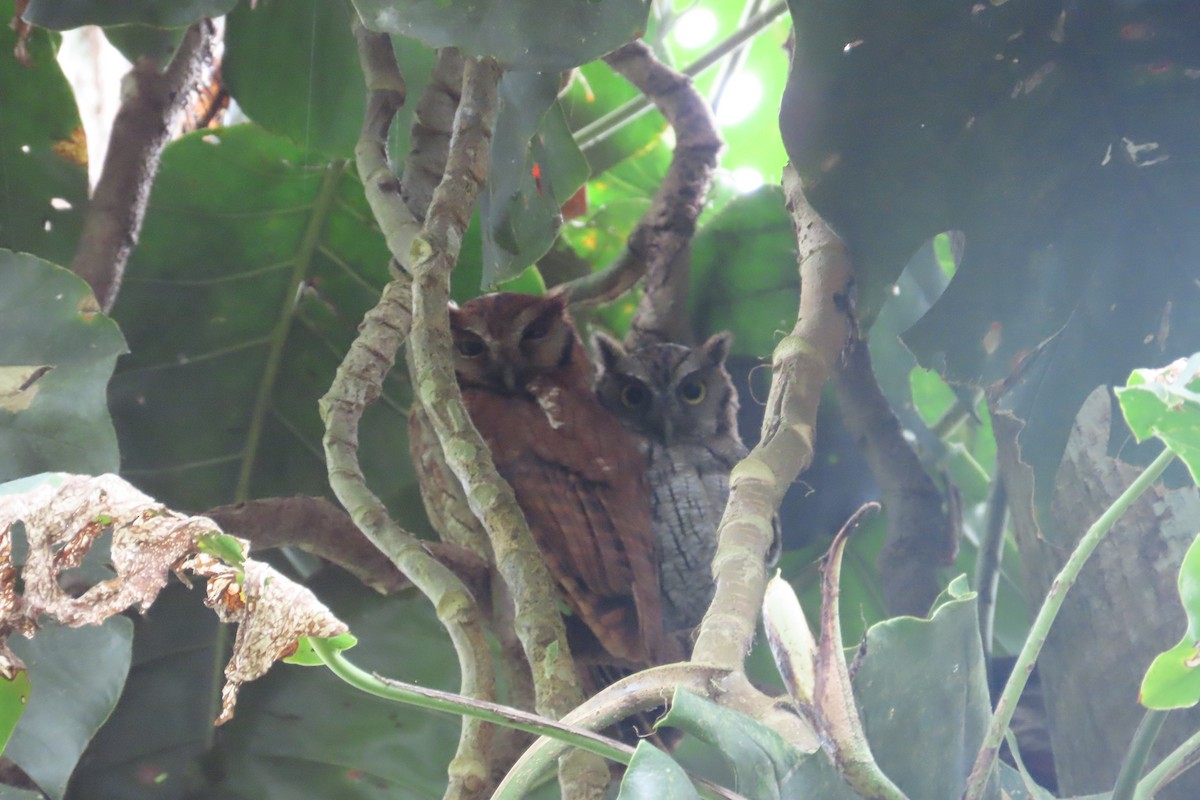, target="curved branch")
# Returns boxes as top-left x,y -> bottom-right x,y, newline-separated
690,165 -> 854,669
401,56 -> 608,797
563,40 -> 722,324
71,19 -> 219,311
834,336 -> 957,617
321,24 -> 499,799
